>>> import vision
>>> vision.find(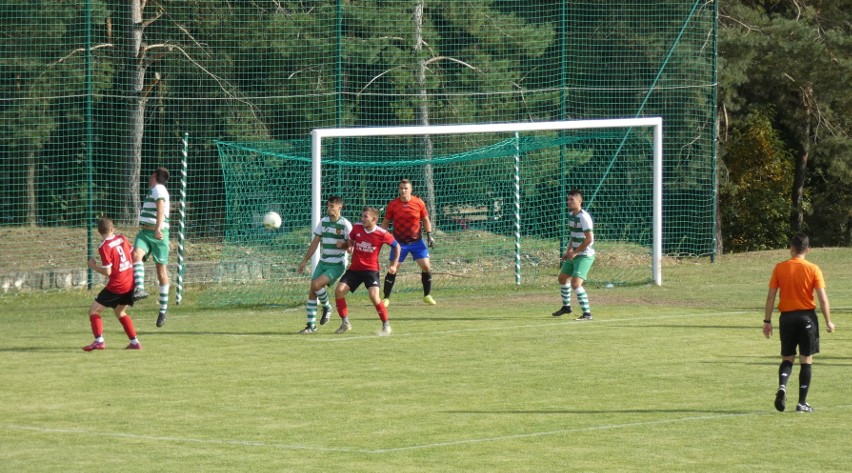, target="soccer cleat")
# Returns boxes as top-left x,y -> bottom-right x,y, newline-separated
320,305 -> 332,325
774,388 -> 786,412
382,298 -> 391,308
423,295 -> 436,305
132,287 -> 149,301
82,341 -> 106,352
335,320 -> 352,334
299,324 -> 317,334
125,342 -> 142,350
378,324 -> 392,336
551,306 -> 572,317
156,311 -> 167,328
575,312 -> 593,321
796,402 -> 814,413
